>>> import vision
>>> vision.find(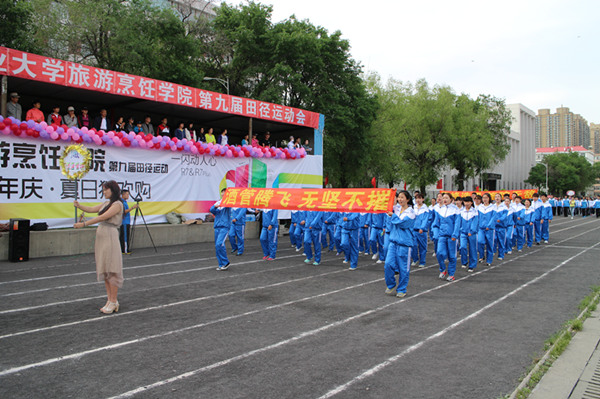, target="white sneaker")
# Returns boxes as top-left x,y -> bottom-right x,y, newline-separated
411,261 -> 418,266
372,254 -> 378,260
418,264 -> 425,268
364,252 -> 370,256
544,240 -> 549,244
343,260 -> 348,264
295,248 -> 301,252
376,260 -> 383,264
507,251 -> 512,255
